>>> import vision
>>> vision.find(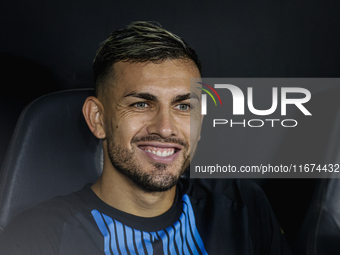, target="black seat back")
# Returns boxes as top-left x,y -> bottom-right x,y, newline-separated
293,88 -> 340,255
0,89 -> 103,233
